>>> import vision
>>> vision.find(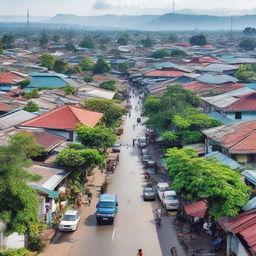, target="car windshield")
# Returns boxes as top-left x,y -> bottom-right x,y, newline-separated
139,138 -> 146,143
159,186 -> 170,192
62,214 -> 77,221
166,195 -> 177,200
98,201 -> 115,208
114,143 -> 120,147
144,188 -> 153,192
